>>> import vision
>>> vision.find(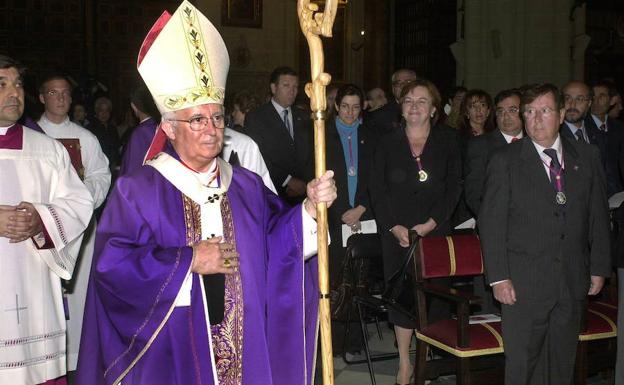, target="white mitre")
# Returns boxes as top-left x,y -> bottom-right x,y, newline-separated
137,0 -> 230,114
